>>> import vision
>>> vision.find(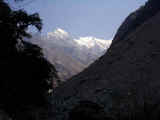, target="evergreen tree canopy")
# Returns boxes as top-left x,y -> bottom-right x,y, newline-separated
0,0 -> 58,119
